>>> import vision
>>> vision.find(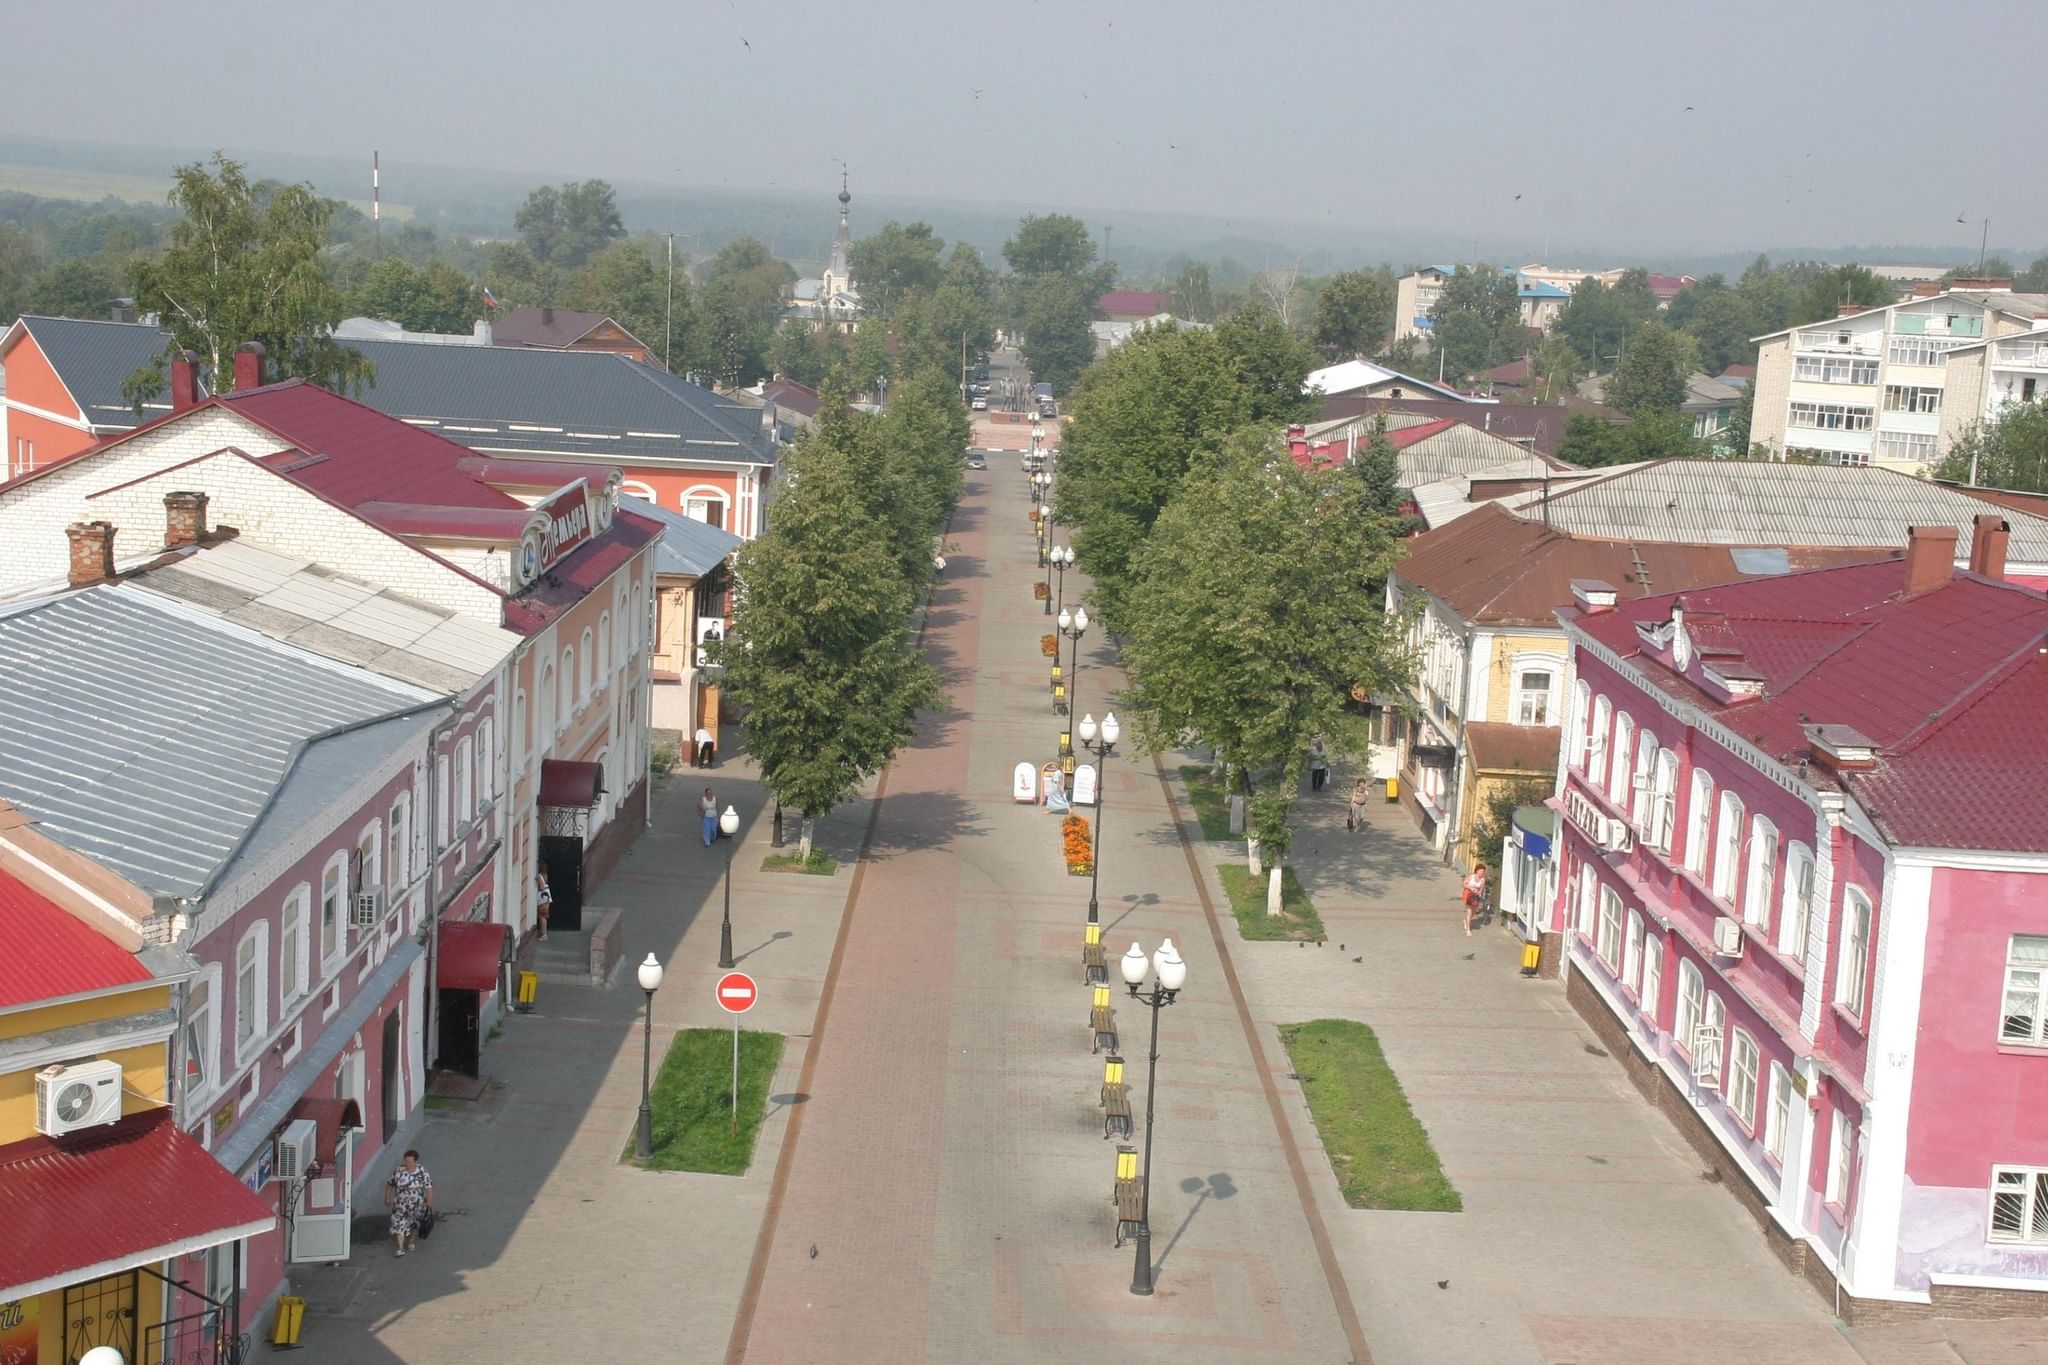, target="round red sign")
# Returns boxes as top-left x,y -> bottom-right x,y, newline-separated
715,971 -> 758,1014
